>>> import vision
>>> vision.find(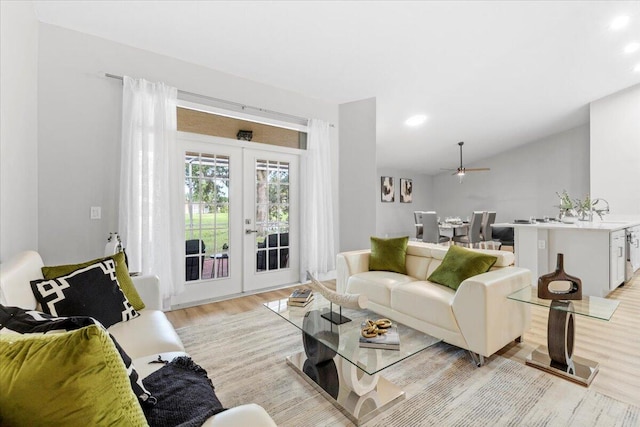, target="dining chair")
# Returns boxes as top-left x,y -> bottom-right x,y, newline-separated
414,211 -> 425,240
479,211 -> 498,249
452,211 -> 484,248
491,226 -> 514,251
422,212 -> 450,245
